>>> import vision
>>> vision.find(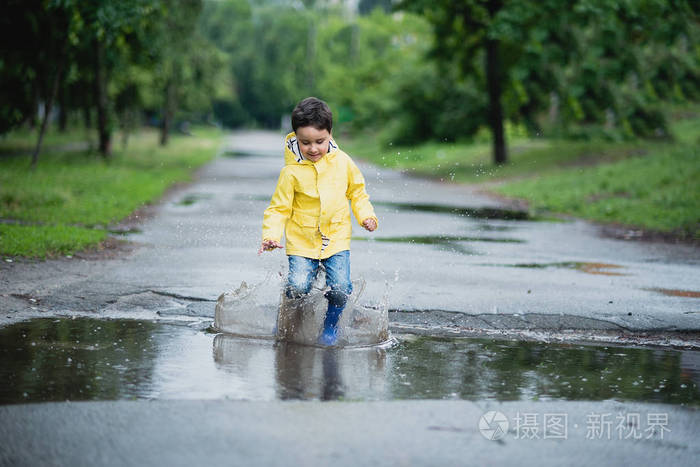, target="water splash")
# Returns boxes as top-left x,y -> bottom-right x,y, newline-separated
214,271 -> 390,347
213,277 -> 279,338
